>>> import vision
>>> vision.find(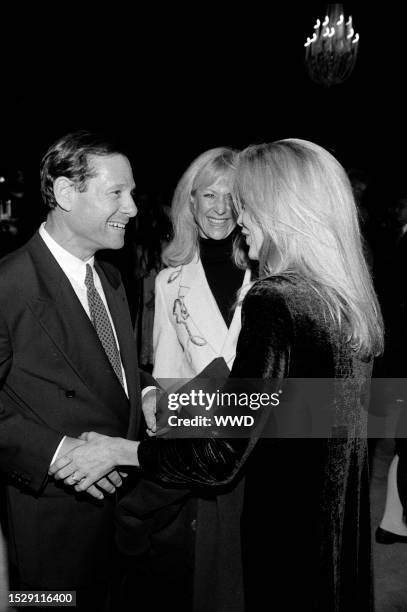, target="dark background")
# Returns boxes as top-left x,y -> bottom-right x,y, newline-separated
0,4 -> 404,219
